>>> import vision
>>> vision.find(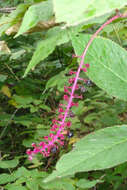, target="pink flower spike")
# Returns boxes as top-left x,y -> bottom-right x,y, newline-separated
58,114 -> 64,119
69,70 -> 76,75
44,136 -> 49,140
58,108 -> 64,113
50,124 -> 58,131
66,121 -> 72,127
74,94 -> 83,99
65,86 -> 73,89
78,77 -> 84,81
26,149 -> 32,155
33,147 -> 40,154
52,119 -> 59,124
64,86 -> 71,94
81,68 -> 87,72
39,141 -> 46,147
50,128 -> 56,132
71,102 -> 78,107
85,63 -> 90,68
68,78 -> 75,84
75,84 -> 79,89
59,103 -> 66,107
49,133 -> 54,138
63,95 -> 69,101
27,13 -> 127,160
28,155 -> 33,161
58,133 -> 65,140
31,143 -> 36,147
